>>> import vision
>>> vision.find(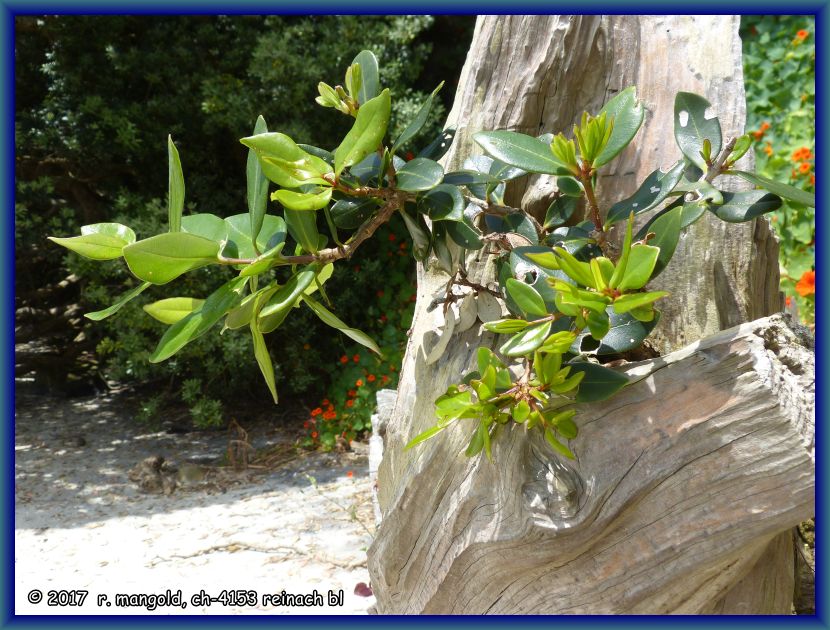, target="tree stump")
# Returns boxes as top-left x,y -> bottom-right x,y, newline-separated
368,15 -> 813,614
